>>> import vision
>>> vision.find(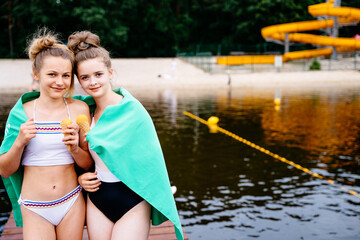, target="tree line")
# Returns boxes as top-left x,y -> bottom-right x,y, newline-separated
1,0 -> 359,58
